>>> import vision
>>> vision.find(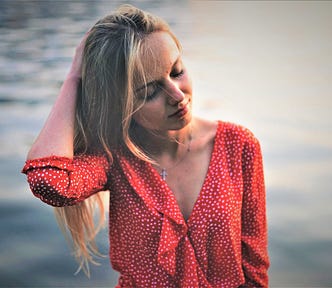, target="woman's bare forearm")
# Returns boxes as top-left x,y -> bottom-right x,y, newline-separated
27,34 -> 88,160
26,75 -> 79,160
